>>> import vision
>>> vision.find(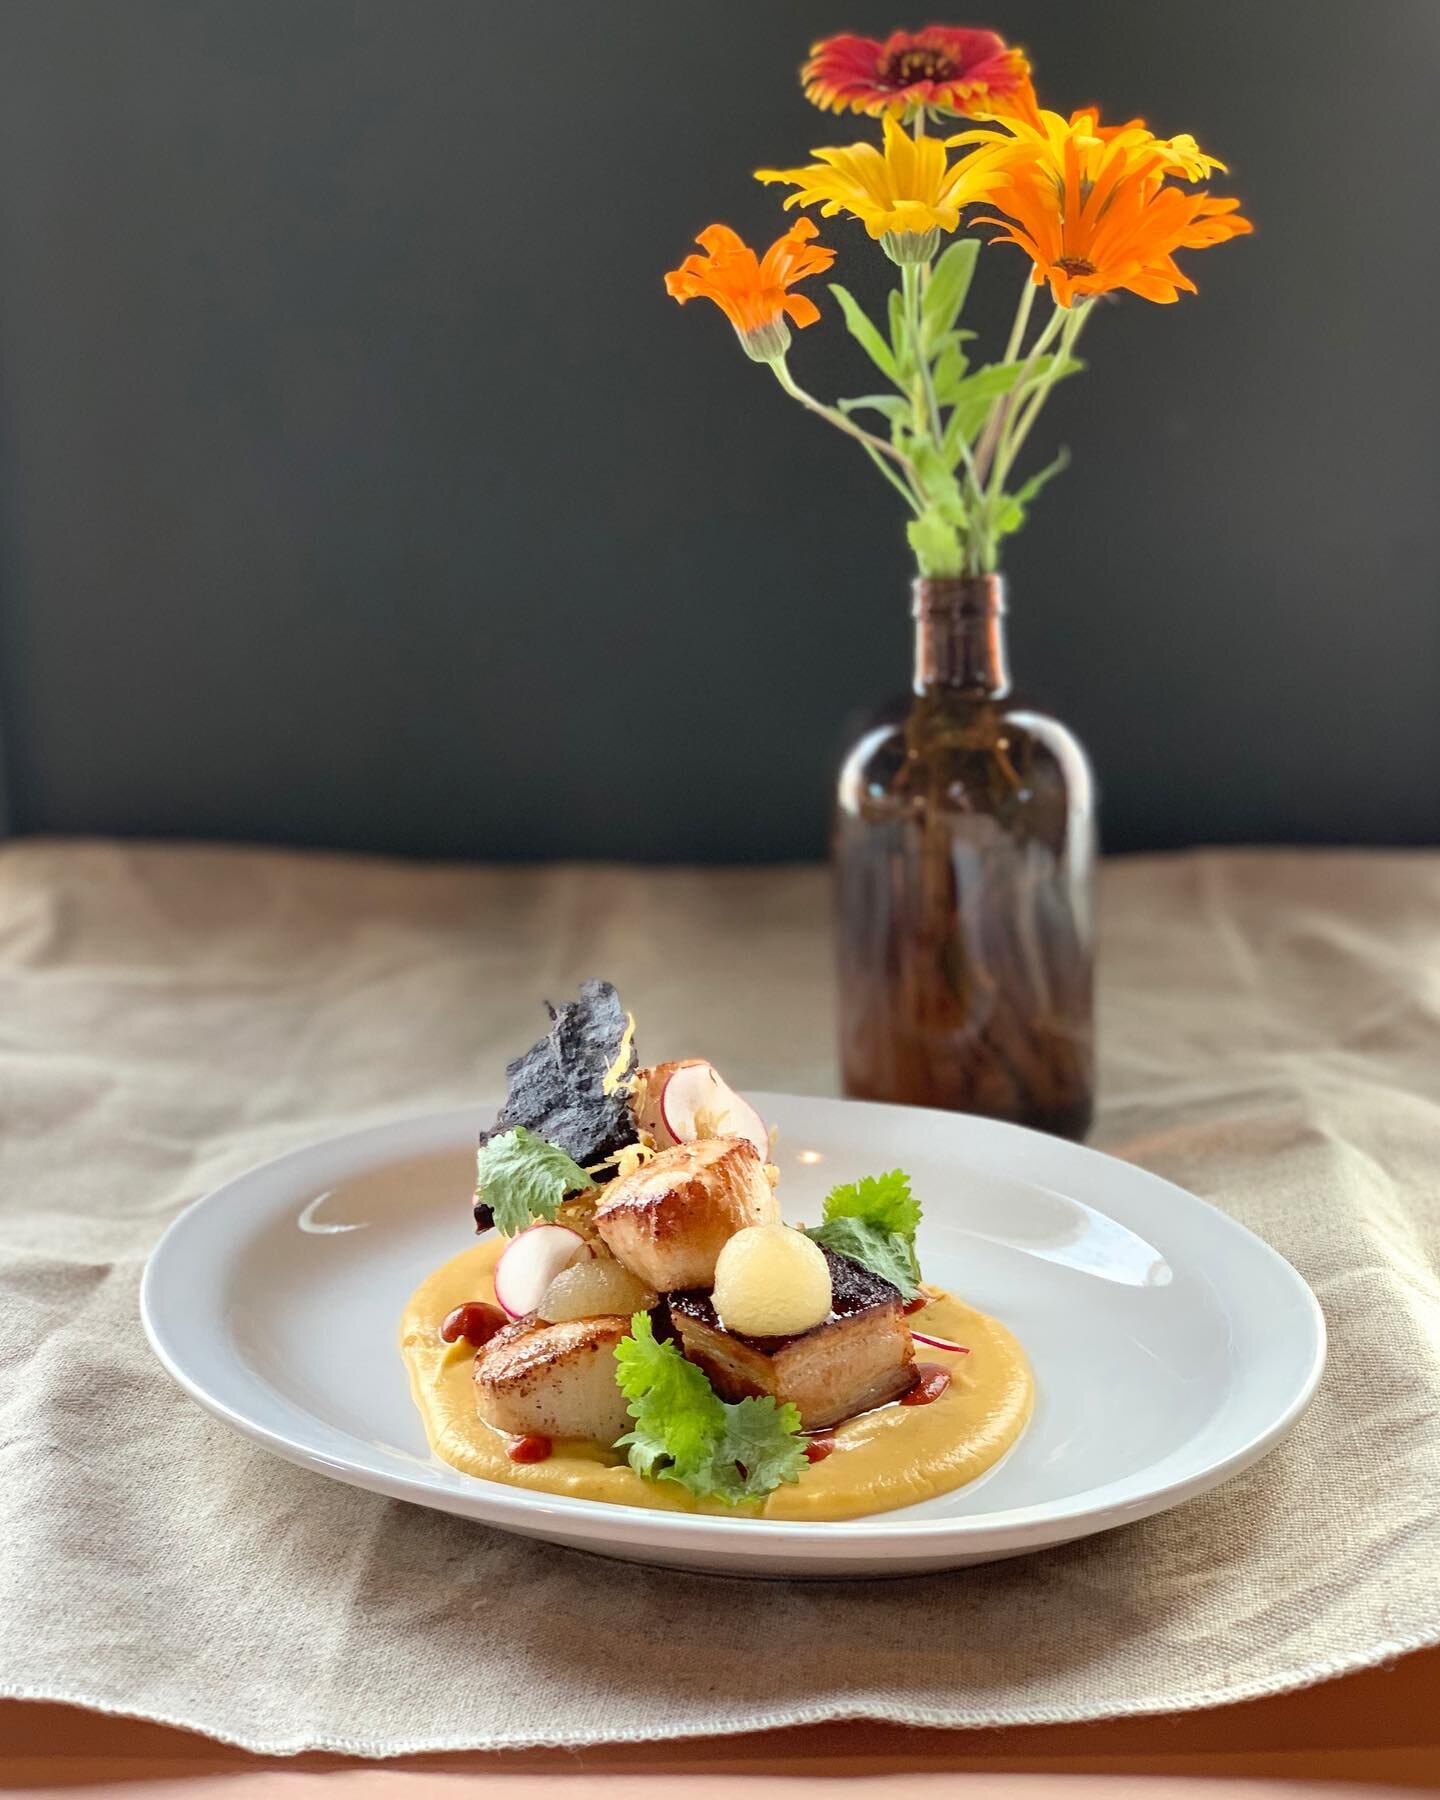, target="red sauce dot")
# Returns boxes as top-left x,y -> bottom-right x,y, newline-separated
440,1301 -> 507,1347
506,1433 -> 552,1464
901,1362 -> 952,1407
804,1434 -> 837,1464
